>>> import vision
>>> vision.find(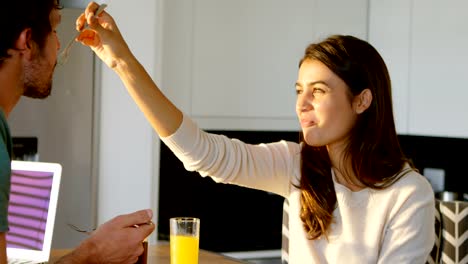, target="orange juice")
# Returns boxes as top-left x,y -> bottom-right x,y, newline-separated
170,235 -> 199,264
